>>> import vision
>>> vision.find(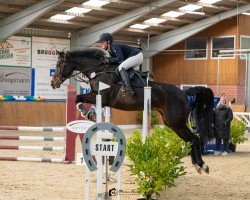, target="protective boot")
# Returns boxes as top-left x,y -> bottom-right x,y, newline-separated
76,103 -> 88,117
119,68 -> 134,96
